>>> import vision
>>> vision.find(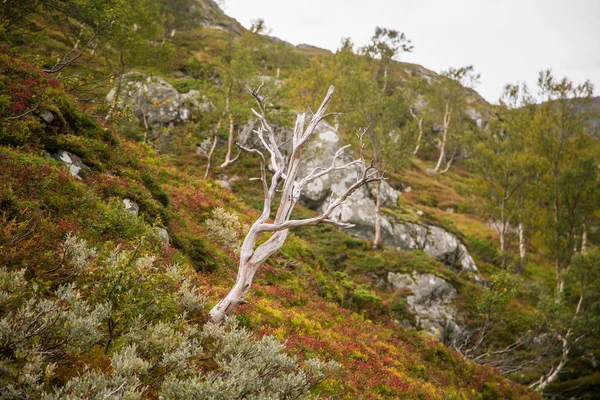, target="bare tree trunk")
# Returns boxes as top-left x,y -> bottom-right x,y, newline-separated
434,101 -> 451,173
373,180 -> 382,249
499,200 -> 506,254
142,112 -> 149,144
553,172 -> 564,294
519,221 -> 526,265
556,260 -> 564,294
440,152 -> 455,174
209,86 -> 382,324
413,117 -> 423,155
219,112 -> 235,168
581,223 -> 587,254
382,64 -> 389,93
204,118 -> 221,180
